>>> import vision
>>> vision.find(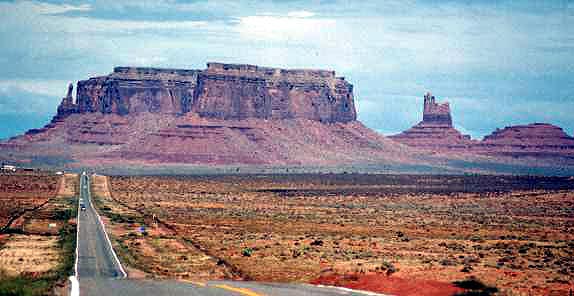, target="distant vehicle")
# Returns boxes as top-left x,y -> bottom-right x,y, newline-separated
1,165 -> 16,172
81,204 -> 86,211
